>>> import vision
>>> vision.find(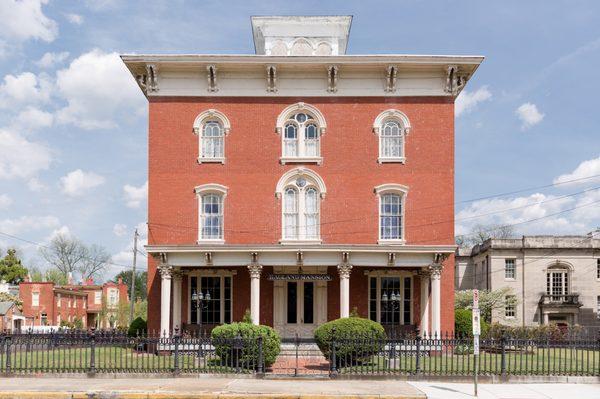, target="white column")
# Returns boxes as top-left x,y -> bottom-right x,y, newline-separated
429,264 -> 443,337
419,270 -> 430,337
172,270 -> 182,332
337,262 -> 353,318
158,264 -> 173,336
248,262 -> 262,325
